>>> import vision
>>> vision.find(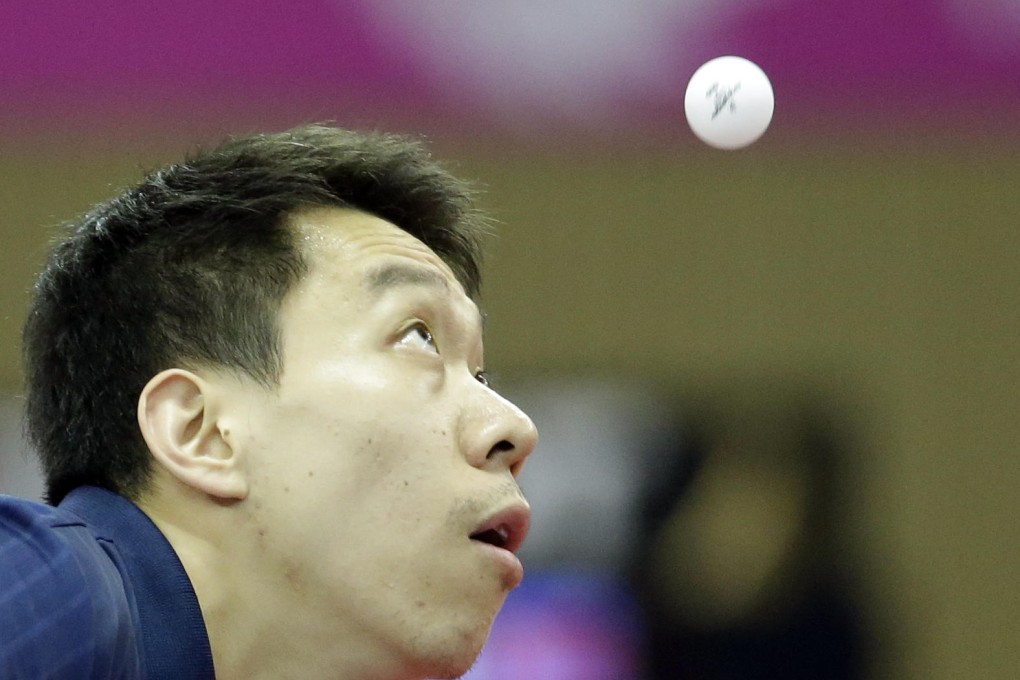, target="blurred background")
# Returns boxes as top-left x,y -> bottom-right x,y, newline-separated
1,1 -> 1018,678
